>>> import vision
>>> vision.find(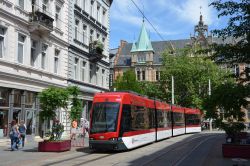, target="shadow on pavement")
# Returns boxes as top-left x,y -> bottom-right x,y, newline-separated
125,133 -> 232,166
